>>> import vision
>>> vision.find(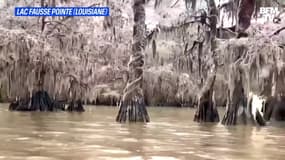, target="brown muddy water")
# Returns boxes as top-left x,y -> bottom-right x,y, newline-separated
0,104 -> 285,160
